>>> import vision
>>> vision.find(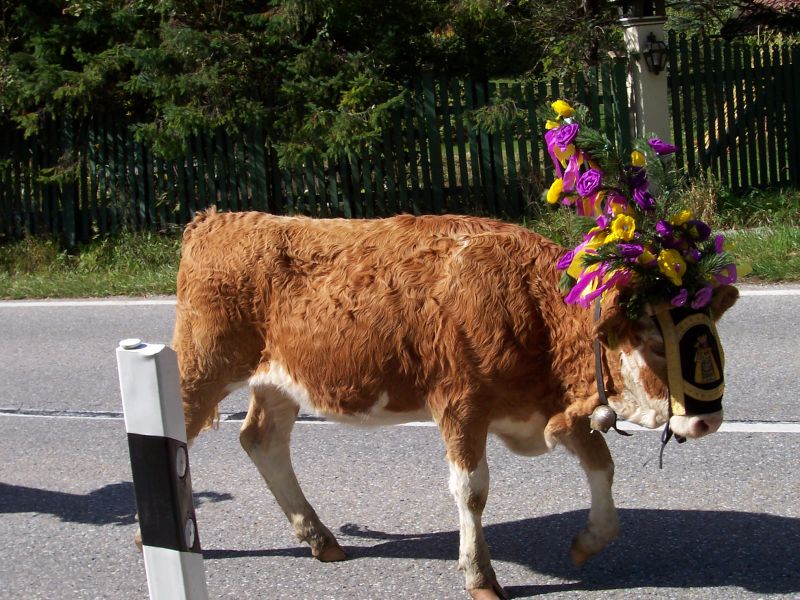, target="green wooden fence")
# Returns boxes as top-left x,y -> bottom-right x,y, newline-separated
669,31 -> 800,191
0,67 -> 629,245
